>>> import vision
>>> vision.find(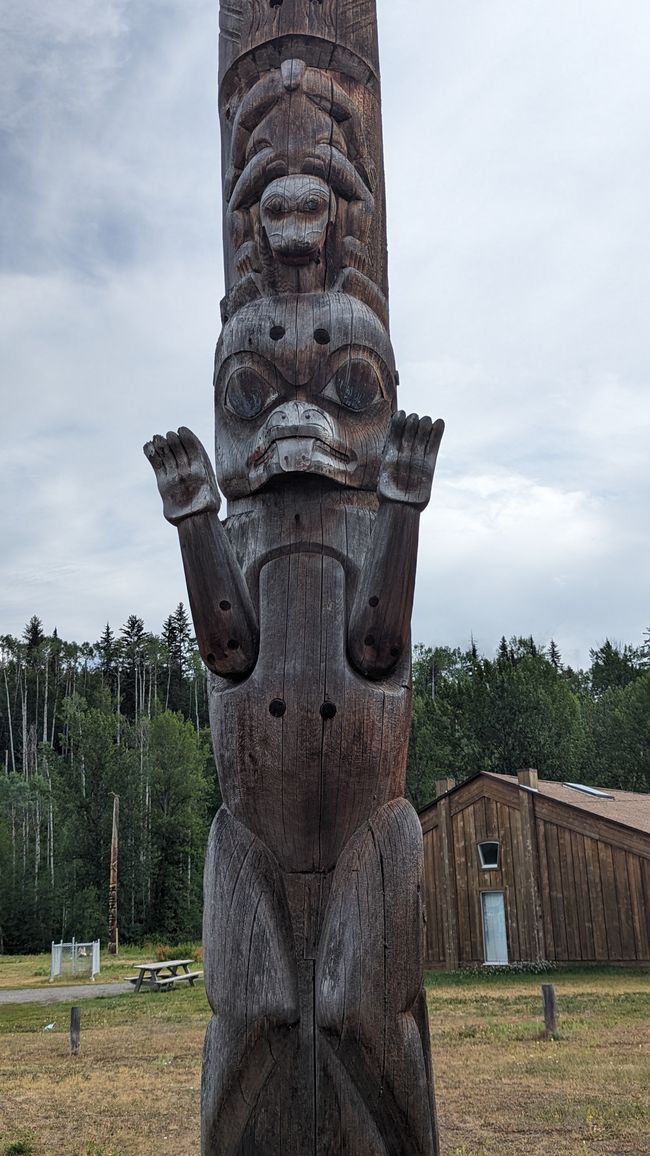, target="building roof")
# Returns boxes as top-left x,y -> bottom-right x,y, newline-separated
482,772 -> 650,836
